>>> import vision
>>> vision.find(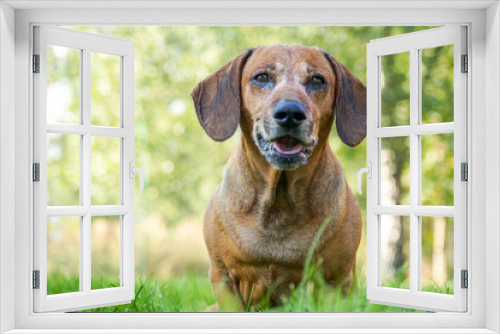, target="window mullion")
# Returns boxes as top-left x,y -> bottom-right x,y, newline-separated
409,47 -> 420,294
78,47 -> 85,293
82,47 -> 91,294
